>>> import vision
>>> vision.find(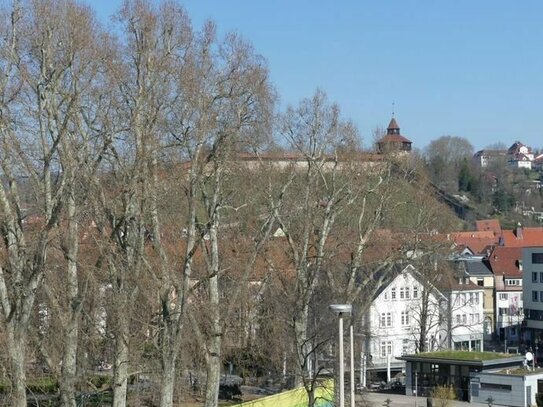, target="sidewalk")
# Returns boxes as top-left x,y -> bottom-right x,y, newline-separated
359,392 -> 491,407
